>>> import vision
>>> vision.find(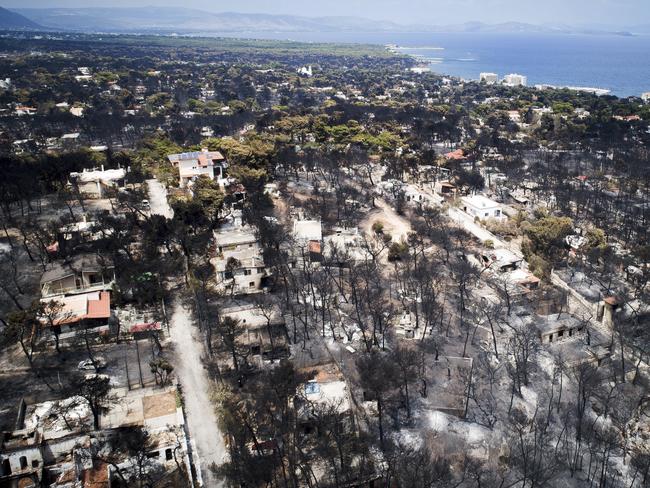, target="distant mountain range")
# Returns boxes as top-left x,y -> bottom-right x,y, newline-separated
0,6 -> 42,30
1,6 -> 644,36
